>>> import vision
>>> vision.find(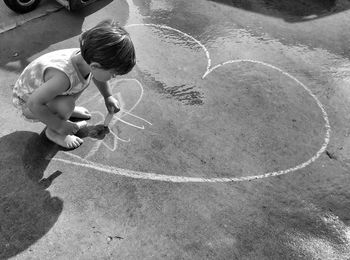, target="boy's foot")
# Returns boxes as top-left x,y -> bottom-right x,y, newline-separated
45,128 -> 83,149
76,120 -> 88,130
70,106 -> 91,120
